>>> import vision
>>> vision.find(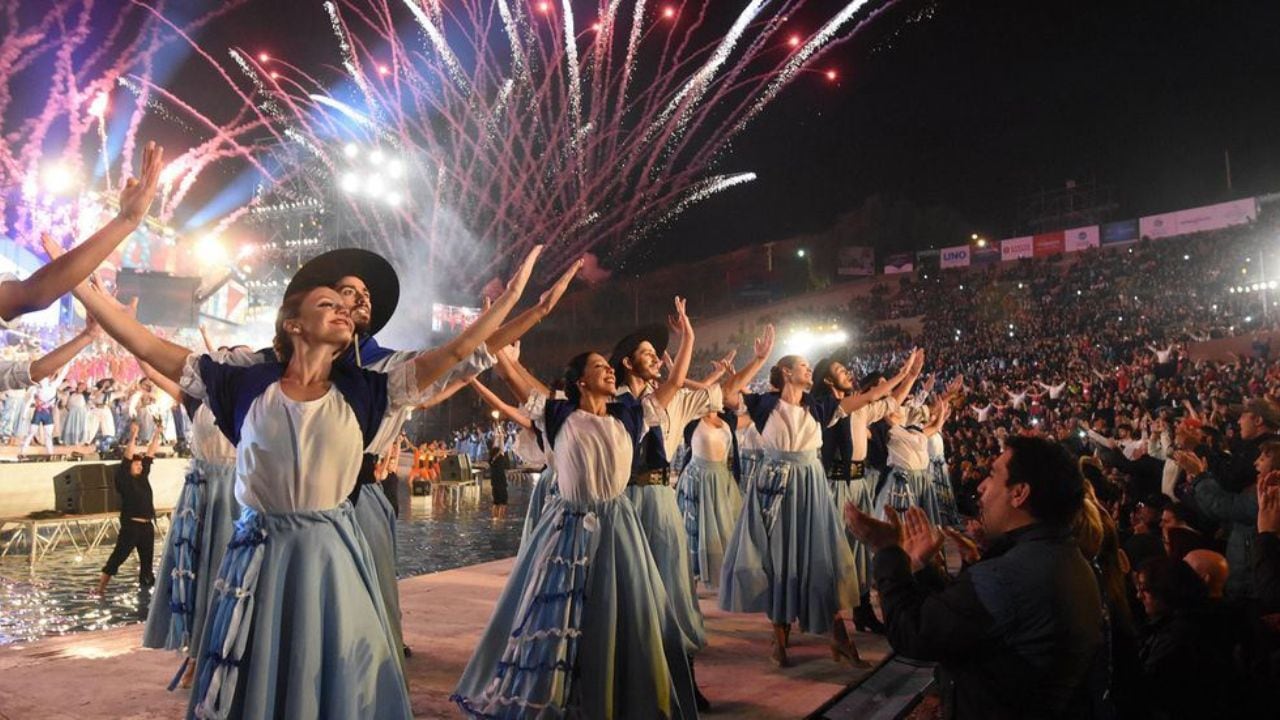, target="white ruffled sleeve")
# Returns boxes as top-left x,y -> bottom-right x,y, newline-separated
522,391 -> 549,433
178,353 -> 208,400
0,360 -> 32,391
